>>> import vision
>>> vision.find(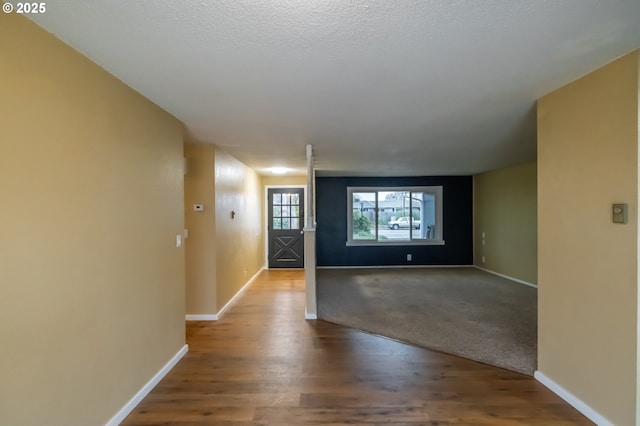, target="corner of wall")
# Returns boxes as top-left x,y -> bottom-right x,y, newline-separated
184,143 -> 217,315
472,162 -> 537,284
